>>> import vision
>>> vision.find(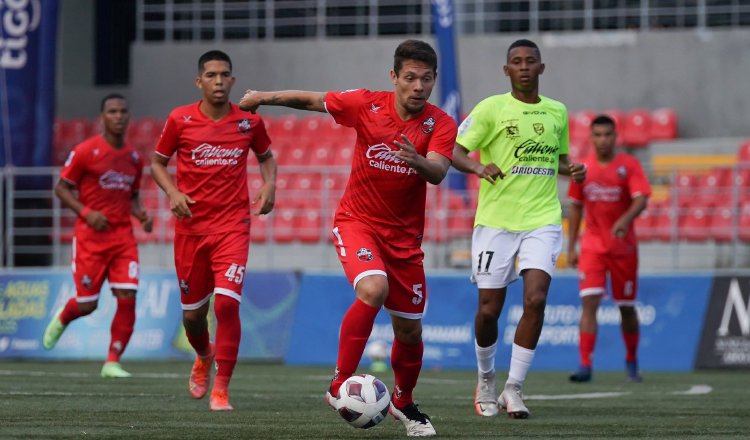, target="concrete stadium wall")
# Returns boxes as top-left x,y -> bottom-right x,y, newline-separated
57,24 -> 750,139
